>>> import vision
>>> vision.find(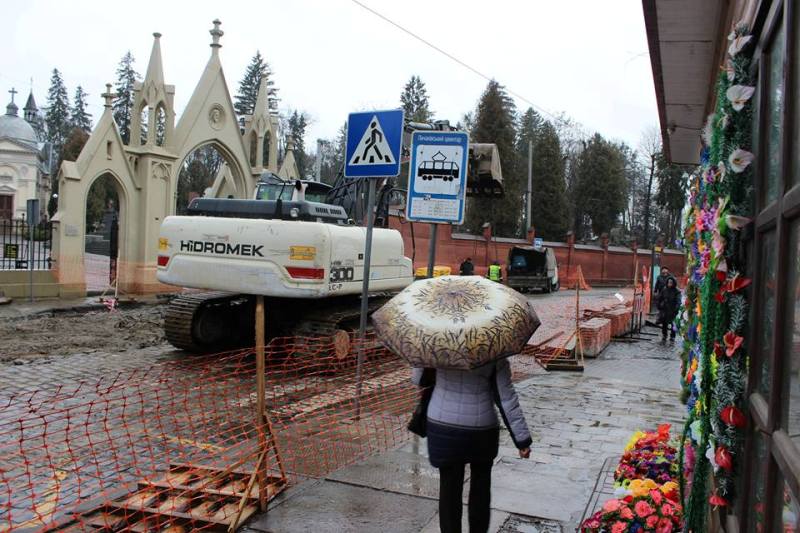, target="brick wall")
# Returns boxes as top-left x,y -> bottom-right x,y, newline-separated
388,216 -> 686,286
